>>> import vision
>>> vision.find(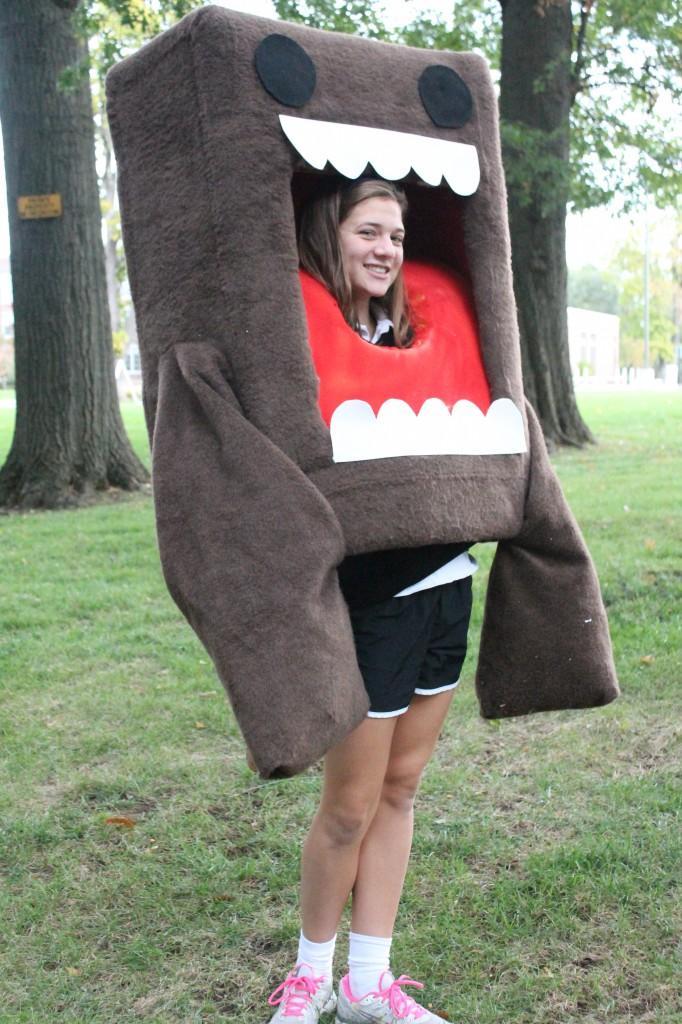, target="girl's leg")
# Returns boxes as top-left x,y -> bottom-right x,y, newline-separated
350,689 -> 455,936
300,714 -> 399,942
